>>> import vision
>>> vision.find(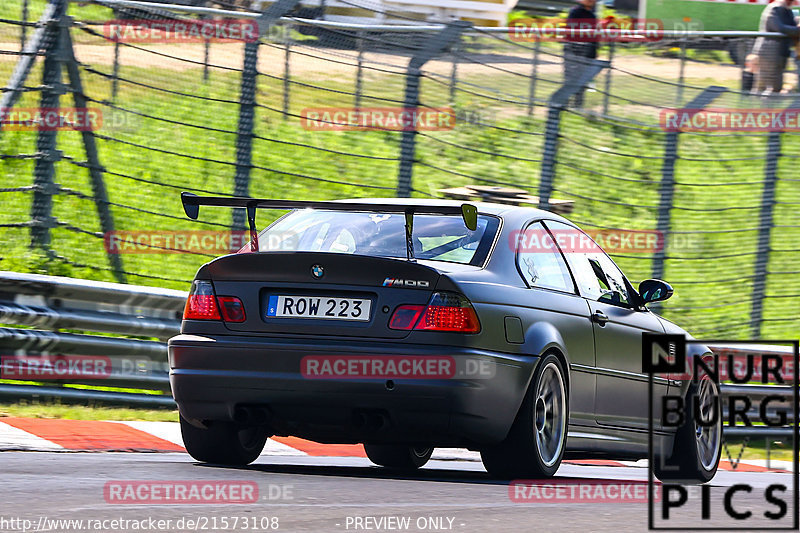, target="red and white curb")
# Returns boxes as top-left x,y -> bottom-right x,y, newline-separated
0,418 -> 790,473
